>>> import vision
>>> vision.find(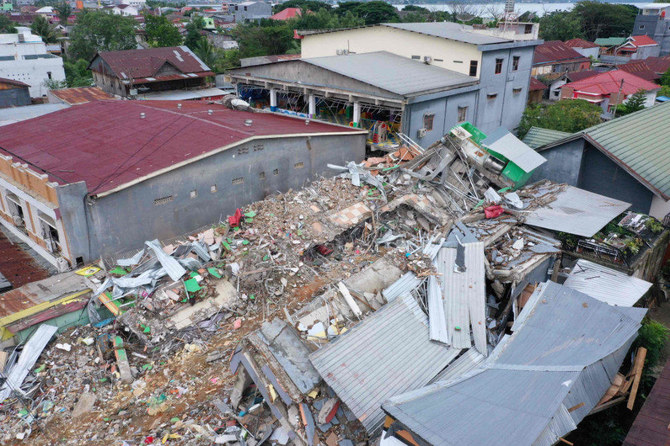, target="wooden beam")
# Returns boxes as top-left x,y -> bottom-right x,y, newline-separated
558,438 -> 574,445
627,347 -> 647,410
567,402 -> 584,413
589,396 -> 627,415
